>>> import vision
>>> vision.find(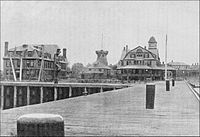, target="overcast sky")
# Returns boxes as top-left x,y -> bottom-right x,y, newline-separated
1,1 -> 199,68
